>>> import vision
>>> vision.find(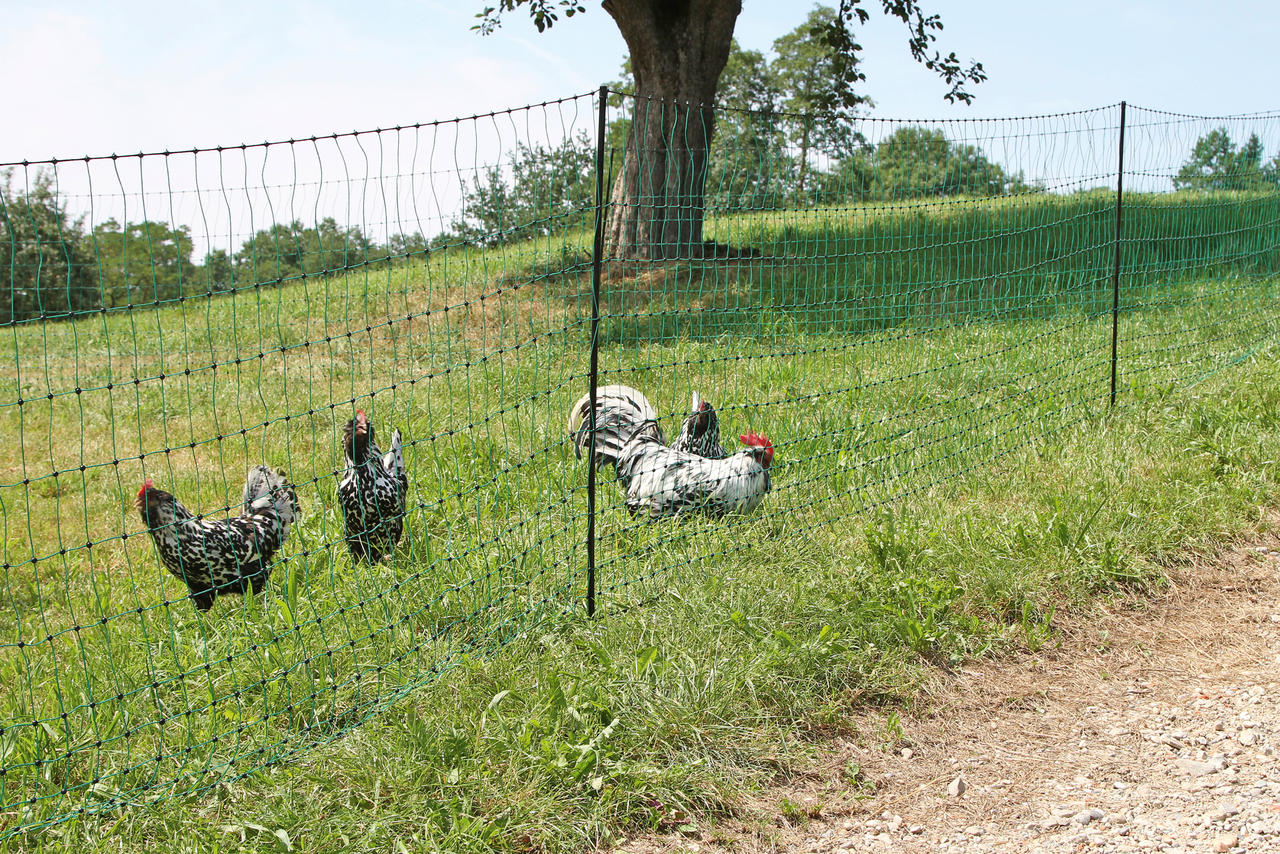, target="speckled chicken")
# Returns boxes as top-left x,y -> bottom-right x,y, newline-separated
337,409 -> 408,562
136,465 -> 300,611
